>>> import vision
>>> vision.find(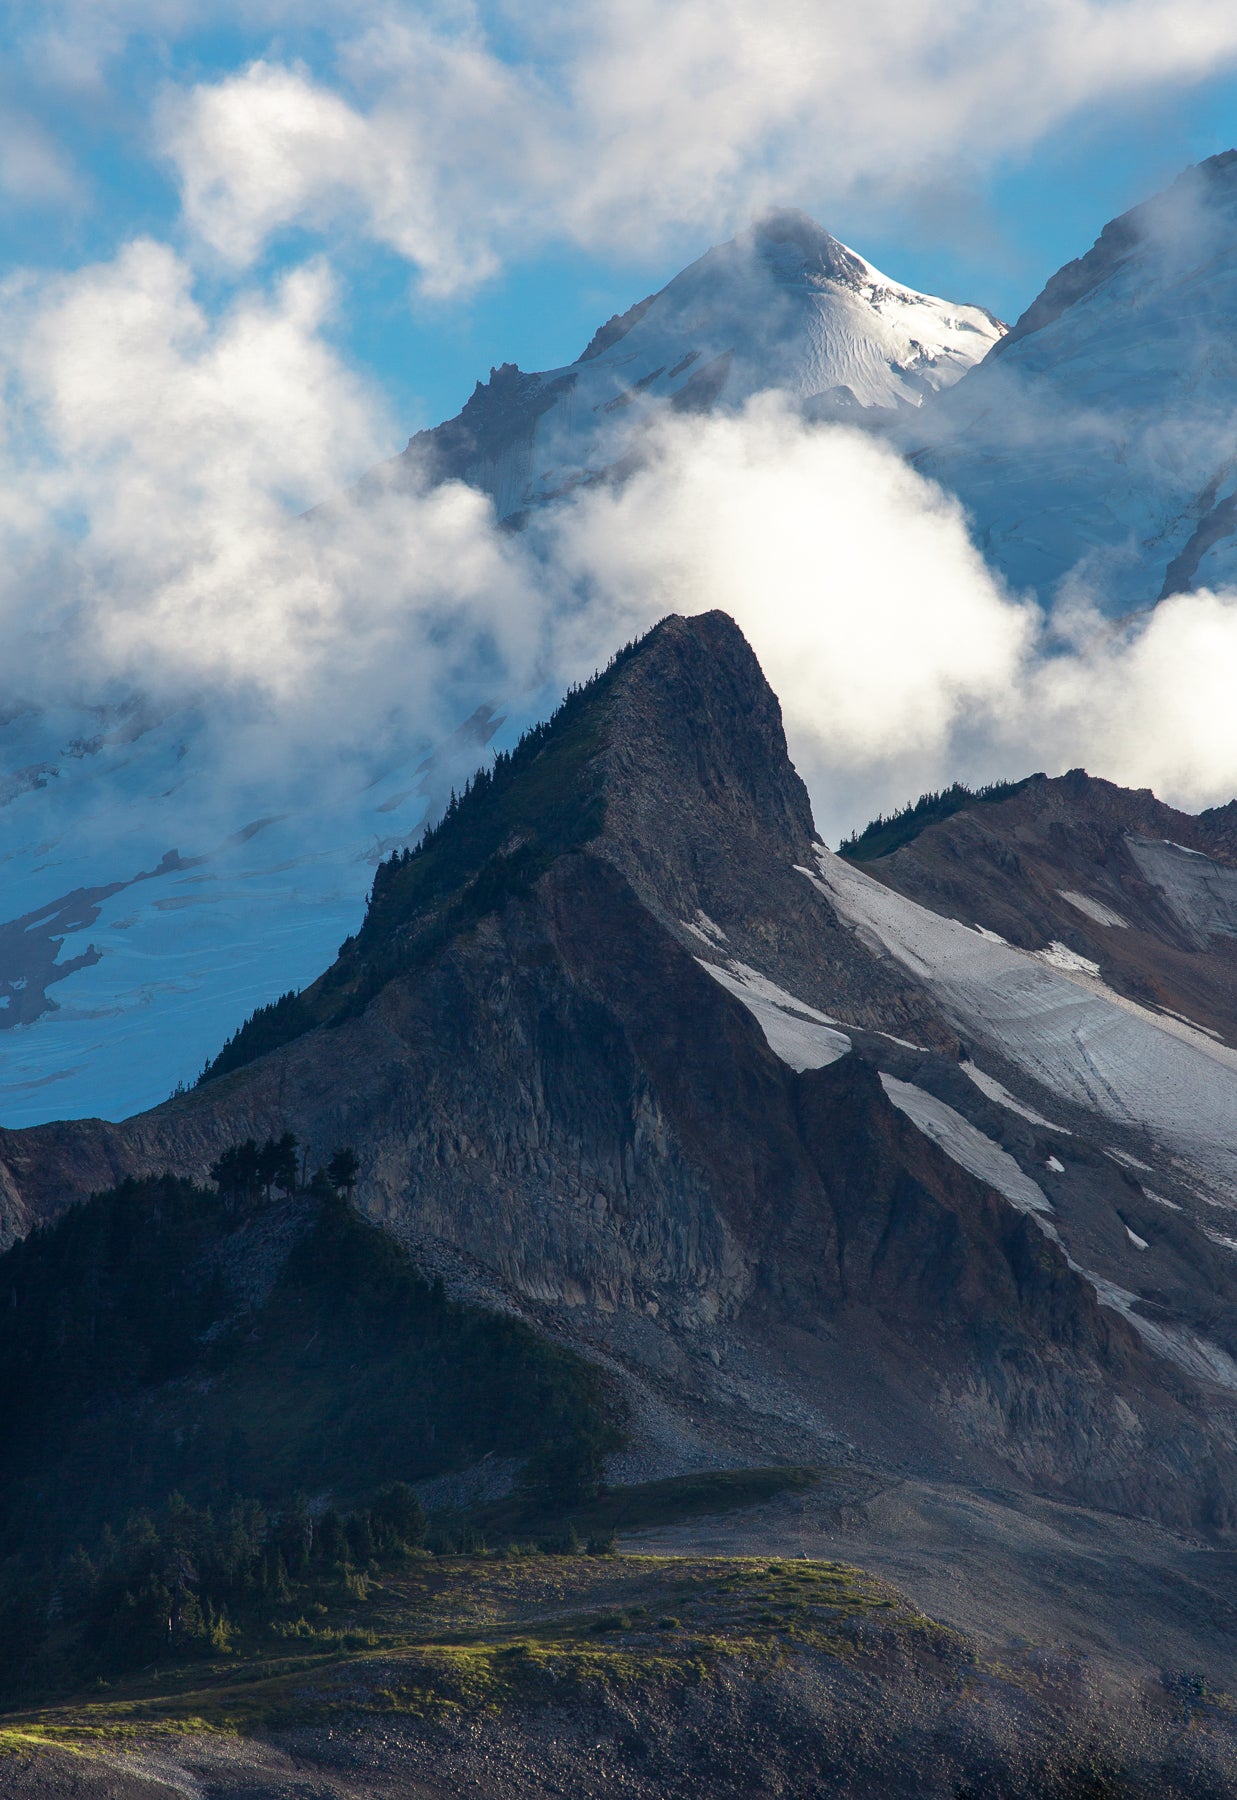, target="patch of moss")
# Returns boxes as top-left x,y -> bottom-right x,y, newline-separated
1,1552 -> 913,1746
